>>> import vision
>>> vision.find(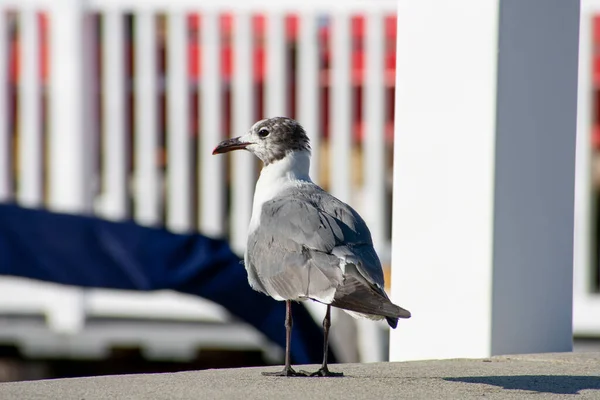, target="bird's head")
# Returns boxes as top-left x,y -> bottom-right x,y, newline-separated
212,117 -> 311,165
